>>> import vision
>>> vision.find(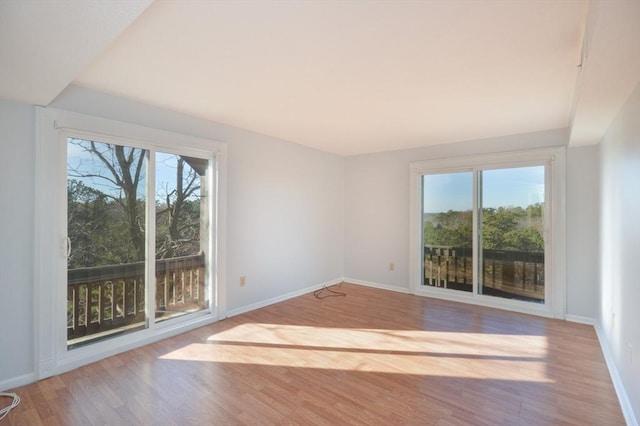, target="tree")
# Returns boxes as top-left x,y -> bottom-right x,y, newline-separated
68,140 -> 204,267
424,209 -> 472,247
155,157 -> 201,259
423,205 -> 544,252
68,139 -> 146,262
